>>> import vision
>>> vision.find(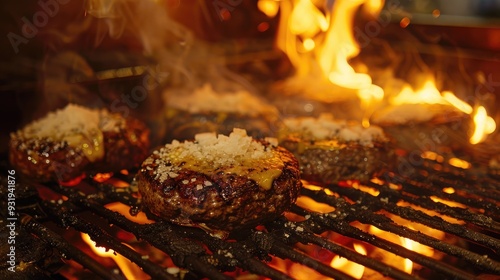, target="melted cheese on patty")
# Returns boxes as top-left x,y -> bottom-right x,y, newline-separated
151,128 -> 283,190
16,104 -> 124,162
